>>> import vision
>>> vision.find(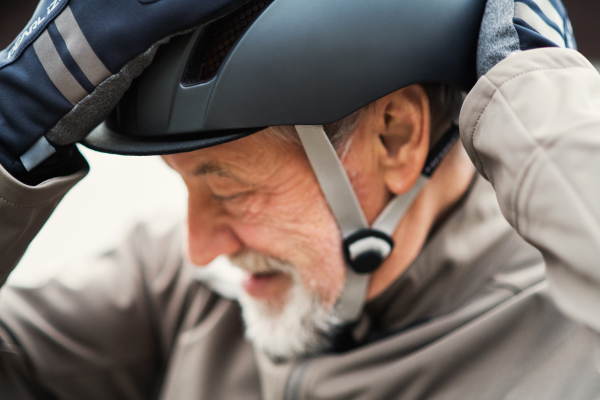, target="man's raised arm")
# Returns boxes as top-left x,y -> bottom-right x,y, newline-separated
0,0 -> 252,286
460,0 -> 600,332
